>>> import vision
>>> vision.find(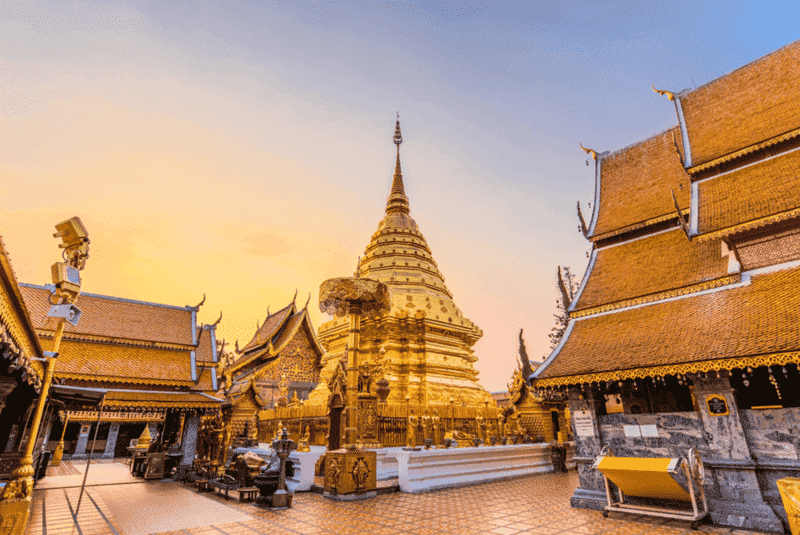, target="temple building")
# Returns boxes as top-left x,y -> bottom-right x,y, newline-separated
531,40 -> 800,532
220,297 -> 324,441
0,237 -> 50,532
17,283 -> 222,466
309,119 -> 494,409
508,331 -> 570,443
